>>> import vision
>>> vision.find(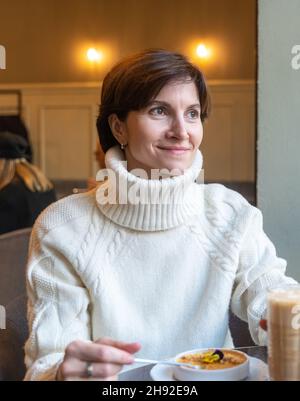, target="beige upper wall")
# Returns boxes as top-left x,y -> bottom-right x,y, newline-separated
0,0 -> 256,83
